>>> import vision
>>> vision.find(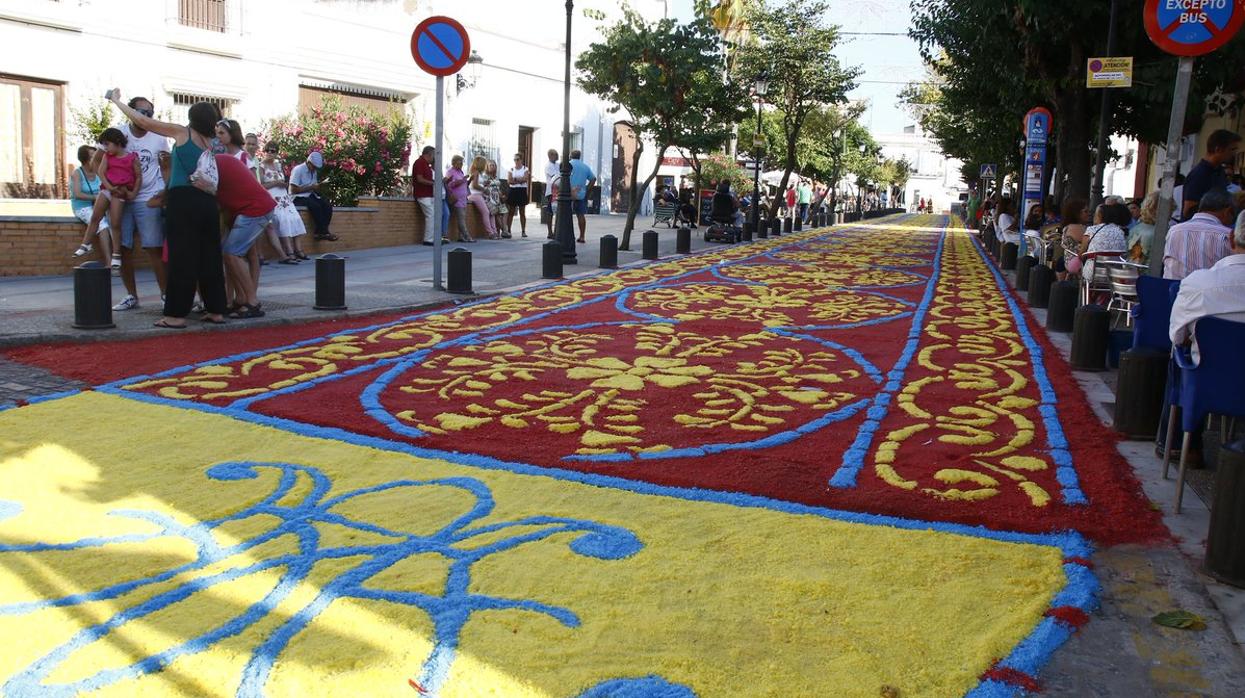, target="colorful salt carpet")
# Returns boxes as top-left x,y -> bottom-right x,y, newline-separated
0,215 -> 1162,697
